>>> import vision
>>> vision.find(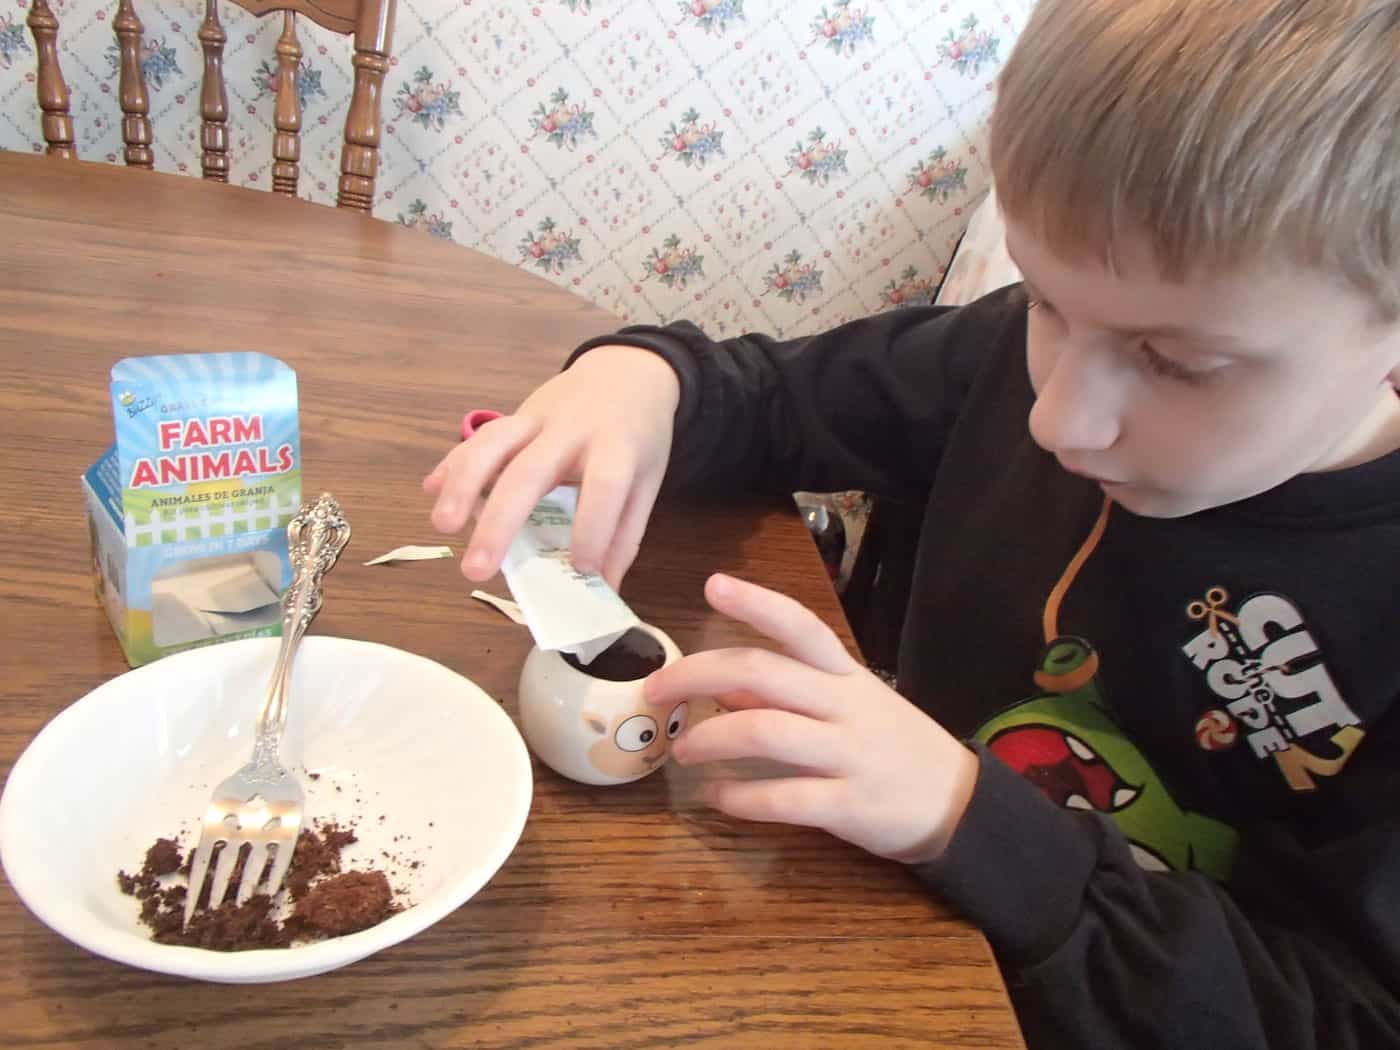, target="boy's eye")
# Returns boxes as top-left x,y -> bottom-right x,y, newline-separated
1138,342 -> 1216,384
